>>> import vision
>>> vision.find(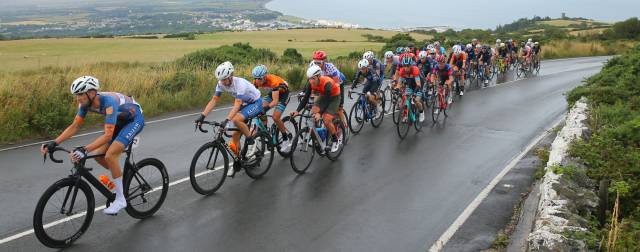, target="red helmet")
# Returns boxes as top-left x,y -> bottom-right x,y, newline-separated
313,51 -> 327,60
436,54 -> 446,63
